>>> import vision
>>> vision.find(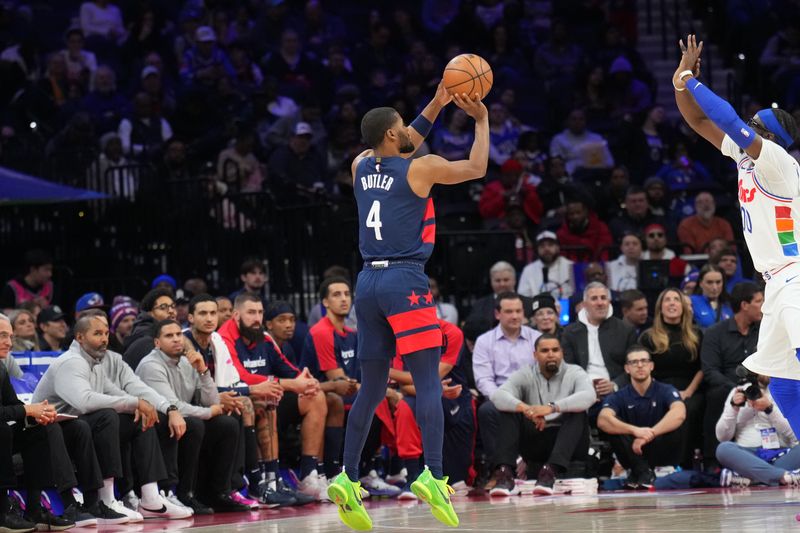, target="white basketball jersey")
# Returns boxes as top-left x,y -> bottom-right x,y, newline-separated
721,135 -> 800,273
